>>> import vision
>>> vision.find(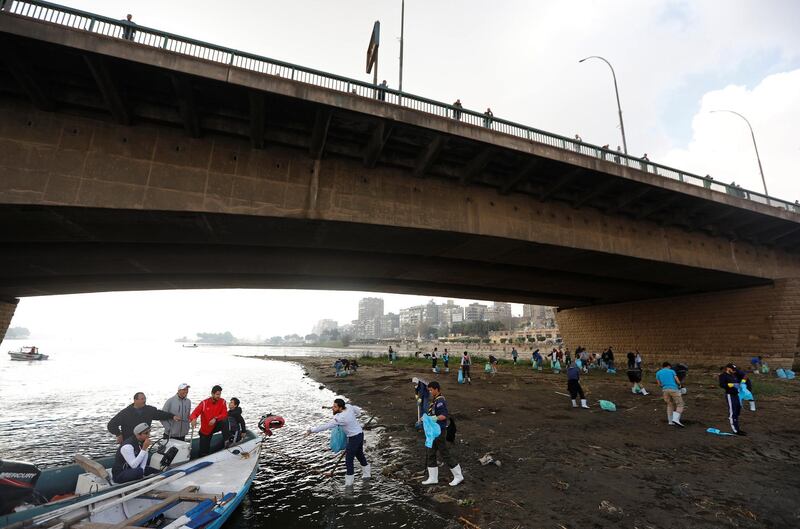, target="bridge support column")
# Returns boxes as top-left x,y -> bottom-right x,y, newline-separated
557,279 -> 800,369
0,298 -> 20,343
